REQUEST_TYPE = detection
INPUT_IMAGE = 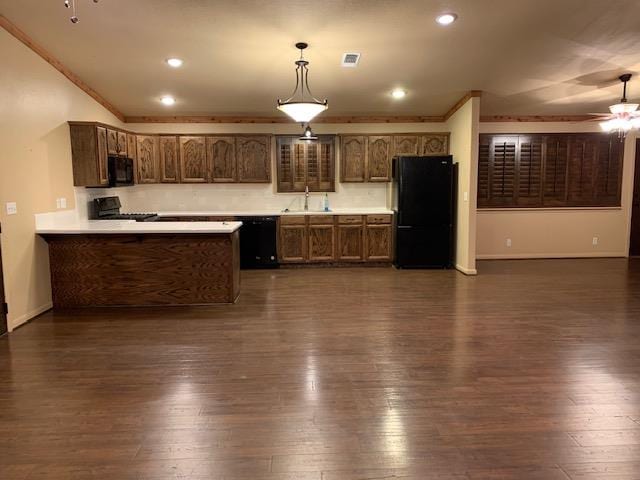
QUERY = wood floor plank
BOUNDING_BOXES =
[0,259,639,478]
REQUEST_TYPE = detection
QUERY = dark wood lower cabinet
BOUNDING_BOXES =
[278,214,392,264]
[308,224,335,261]
[365,224,393,261]
[337,224,364,261]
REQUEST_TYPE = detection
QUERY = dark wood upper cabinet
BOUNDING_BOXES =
[340,136,366,182]
[393,135,421,156]
[236,136,272,183]
[367,136,392,182]
[421,133,450,156]
[106,128,119,156]
[159,136,179,183]
[207,136,236,182]
[179,136,208,183]
[69,123,109,187]
[276,136,335,192]
[136,135,159,184]
[478,133,624,208]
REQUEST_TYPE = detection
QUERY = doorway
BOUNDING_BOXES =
[0,223,7,335]
[630,140,640,256]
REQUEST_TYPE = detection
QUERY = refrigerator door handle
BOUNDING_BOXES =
[397,225,412,229]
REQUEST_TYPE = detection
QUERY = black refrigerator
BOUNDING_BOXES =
[392,155,456,268]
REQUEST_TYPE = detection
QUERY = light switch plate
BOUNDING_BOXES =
[56,198,67,209]
[6,202,17,215]
[463,191,469,202]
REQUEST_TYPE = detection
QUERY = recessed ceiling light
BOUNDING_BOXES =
[166,58,183,68]
[160,96,176,106]
[391,88,407,99]
[436,13,458,25]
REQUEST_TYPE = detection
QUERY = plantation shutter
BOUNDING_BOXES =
[542,135,569,206]
[477,136,491,207]
[567,135,598,206]
[516,135,543,206]
[594,136,624,206]
[489,136,518,206]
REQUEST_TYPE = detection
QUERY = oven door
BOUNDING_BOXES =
[108,156,134,186]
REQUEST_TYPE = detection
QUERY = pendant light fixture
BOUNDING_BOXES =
[64,0,99,24]
[299,124,318,141]
[277,42,328,123]
[599,74,640,138]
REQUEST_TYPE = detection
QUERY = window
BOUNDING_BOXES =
[276,136,336,192]
[478,133,623,208]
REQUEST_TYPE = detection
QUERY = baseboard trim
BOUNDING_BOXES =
[8,302,52,332]
[476,252,627,260]
[455,264,478,275]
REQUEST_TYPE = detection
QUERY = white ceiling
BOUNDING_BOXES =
[2,0,640,117]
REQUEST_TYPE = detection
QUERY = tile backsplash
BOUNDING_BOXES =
[75,183,388,217]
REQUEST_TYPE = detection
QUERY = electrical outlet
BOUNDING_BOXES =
[592,236,599,246]
[6,202,17,215]
[506,238,512,248]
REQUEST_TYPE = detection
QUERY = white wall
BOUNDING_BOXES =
[0,28,123,330]
[477,122,637,259]
[446,97,480,275]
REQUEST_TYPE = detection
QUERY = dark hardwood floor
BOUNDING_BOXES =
[1,259,640,479]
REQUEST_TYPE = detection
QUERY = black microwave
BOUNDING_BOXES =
[108,156,134,187]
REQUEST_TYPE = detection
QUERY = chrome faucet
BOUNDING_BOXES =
[304,185,309,211]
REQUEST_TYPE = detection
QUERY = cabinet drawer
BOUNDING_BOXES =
[337,215,363,224]
[308,215,334,225]
[366,214,392,224]
[280,215,307,225]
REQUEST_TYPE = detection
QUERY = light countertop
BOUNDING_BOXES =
[36,220,242,235]
[157,208,394,217]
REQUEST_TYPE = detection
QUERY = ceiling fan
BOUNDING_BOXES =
[588,73,640,137]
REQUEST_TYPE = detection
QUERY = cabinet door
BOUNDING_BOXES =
[96,126,109,185]
[340,135,366,182]
[117,131,127,155]
[207,136,236,182]
[279,224,307,262]
[126,133,137,161]
[393,135,421,156]
[367,135,391,181]
[136,135,159,183]
[237,136,271,182]
[107,128,119,155]
[308,224,335,262]
[421,133,449,156]
[179,136,208,183]
[337,224,364,261]
[159,136,179,183]
[365,224,392,261]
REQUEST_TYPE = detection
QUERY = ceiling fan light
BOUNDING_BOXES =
[277,101,328,123]
[609,102,639,114]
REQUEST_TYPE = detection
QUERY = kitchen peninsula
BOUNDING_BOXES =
[37,220,241,308]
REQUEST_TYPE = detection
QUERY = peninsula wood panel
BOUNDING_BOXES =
[236,136,271,183]
[158,136,179,183]
[207,136,236,182]
[179,136,208,183]
[44,233,240,307]
[135,135,159,184]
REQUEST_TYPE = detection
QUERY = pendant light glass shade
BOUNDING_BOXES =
[277,43,328,123]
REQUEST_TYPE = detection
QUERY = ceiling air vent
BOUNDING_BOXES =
[341,52,361,67]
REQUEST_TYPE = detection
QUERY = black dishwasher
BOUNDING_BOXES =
[238,216,279,269]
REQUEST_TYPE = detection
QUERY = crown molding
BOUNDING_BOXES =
[480,115,595,123]
[444,90,482,121]
[123,115,446,124]
[0,14,125,122]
